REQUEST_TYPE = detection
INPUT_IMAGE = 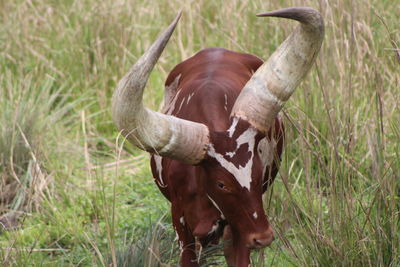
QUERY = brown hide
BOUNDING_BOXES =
[150,48,284,266]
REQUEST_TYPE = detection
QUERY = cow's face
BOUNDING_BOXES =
[202,118,275,248]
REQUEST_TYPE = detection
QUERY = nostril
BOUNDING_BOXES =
[253,235,274,247]
[247,229,275,248]
[254,238,269,246]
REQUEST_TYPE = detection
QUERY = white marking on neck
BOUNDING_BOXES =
[224,94,228,111]
[164,90,181,115]
[227,117,239,138]
[177,97,185,113]
[207,222,219,235]
[179,216,185,226]
[207,194,225,219]
[174,230,179,241]
[153,155,167,187]
[187,92,195,104]
[174,227,184,253]
[252,211,258,219]
[208,127,257,190]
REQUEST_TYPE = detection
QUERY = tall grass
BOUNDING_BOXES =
[0,72,78,220]
[0,0,398,266]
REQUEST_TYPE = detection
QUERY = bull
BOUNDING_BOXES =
[111,7,324,267]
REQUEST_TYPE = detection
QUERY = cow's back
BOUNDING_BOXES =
[164,48,263,131]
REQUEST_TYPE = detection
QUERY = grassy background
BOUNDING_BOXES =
[0,0,399,266]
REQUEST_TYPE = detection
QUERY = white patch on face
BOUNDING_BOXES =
[179,216,185,226]
[153,155,167,187]
[208,126,258,190]
[207,194,225,219]
[227,117,239,138]
[252,211,258,219]
[186,92,195,104]
[225,151,235,158]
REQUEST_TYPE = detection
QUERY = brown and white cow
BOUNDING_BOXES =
[112,7,324,267]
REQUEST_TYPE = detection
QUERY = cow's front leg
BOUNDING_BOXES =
[172,204,198,267]
[223,225,251,267]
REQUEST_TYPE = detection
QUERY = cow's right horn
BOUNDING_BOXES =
[112,12,210,164]
[232,7,324,134]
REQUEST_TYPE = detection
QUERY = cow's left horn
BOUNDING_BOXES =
[112,12,210,164]
[232,7,324,133]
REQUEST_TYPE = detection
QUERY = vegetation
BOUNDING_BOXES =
[0,0,398,266]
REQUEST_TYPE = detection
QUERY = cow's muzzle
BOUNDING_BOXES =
[245,225,275,249]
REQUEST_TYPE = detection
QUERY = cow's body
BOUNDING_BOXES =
[111,8,323,267]
[150,48,284,265]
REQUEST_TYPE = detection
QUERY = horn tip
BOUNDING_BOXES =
[256,7,317,16]
[256,7,324,30]
[174,10,183,24]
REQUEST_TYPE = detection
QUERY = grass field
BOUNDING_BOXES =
[0,0,399,266]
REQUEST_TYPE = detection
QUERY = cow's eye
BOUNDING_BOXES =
[217,181,225,189]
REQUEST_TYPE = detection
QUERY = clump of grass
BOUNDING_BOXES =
[111,215,227,267]
[0,72,77,223]
[113,216,179,267]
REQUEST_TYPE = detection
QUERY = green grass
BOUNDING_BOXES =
[0,0,399,266]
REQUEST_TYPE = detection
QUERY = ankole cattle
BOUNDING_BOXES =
[112,7,324,267]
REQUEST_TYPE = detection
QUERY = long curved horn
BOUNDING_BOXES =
[231,7,324,133]
[112,12,209,164]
